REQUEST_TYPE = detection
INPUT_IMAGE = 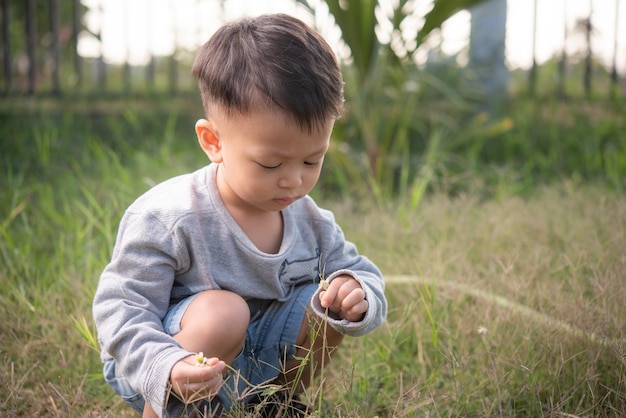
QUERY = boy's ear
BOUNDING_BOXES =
[195,119,222,163]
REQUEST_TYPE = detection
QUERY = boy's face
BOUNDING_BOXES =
[197,108,333,214]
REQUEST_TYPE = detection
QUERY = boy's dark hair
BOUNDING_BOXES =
[192,13,344,133]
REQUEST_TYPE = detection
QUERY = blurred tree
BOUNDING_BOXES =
[468,0,508,111]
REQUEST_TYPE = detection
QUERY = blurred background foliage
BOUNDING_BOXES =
[297,0,515,207]
[1,0,625,205]
[293,0,624,206]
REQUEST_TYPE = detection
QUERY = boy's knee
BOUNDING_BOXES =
[192,289,250,329]
[180,290,250,360]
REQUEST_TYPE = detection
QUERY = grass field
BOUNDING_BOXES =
[1,105,625,416]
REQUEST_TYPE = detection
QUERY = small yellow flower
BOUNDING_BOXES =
[196,352,207,367]
[319,278,329,290]
[477,326,488,335]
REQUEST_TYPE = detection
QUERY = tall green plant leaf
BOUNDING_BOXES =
[298,0,492,202]
[298,0,379,79]
[417,0,490,45]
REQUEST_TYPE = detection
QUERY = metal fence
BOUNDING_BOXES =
[1,0,624,100]
[0,0,198,97]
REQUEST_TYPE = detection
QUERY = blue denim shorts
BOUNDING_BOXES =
[103,283,317,414]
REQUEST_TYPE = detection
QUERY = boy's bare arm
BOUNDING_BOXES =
[318,275,368,322]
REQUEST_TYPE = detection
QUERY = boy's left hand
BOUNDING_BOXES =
[319,275,368,322]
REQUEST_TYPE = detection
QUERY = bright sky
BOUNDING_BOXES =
[78,0,626,72]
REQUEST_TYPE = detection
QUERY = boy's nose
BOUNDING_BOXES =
[278,168,302,189]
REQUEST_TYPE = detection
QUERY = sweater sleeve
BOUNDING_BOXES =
[309,215,387,337]
[93,211,193,417]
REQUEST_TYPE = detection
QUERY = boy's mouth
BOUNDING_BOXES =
[274,196,298,206]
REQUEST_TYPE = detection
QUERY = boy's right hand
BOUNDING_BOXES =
[170,355,226,403]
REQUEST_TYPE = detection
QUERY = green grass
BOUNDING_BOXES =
[328,185,625,416]
[1,102,624,416]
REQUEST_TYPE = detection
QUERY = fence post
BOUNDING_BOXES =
[50,0,60,95]
[529,0,538,97]
[169,1,177,95]
[72,0,82,89]
[583,5,592,99]
[26,0,36,95]
[169,54,177,95]
[557,0,568,98]
[123,0,131,93]
[146,6,155,91]
[1,0,11,95]
[610,0,620,100]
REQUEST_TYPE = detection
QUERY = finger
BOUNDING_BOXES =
[174,379,223,403]
[319,287,338,309]
[172,372,224,402]
[202,357,224,371]
[327,280,361,311]
[320,277,357,310]
[340,287,366,312]
[343,299,369,321]
[337,280,362,299]
[338,300,368,322]
[196,360,226,382]
[171,360,225,399]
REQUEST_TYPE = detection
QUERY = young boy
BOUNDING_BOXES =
[93,13,387,417]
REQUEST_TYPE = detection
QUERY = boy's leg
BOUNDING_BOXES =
[277,307,344,392]
[143,290,250,418]
[173,289,250,363]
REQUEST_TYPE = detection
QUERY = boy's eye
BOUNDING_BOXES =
[258,162,281,170]
[304,161,320,166]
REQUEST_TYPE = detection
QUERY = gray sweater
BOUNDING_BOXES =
[93,163,387,417]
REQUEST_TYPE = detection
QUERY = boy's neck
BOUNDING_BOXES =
[231,208,284,254]
[215,167,284,254]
